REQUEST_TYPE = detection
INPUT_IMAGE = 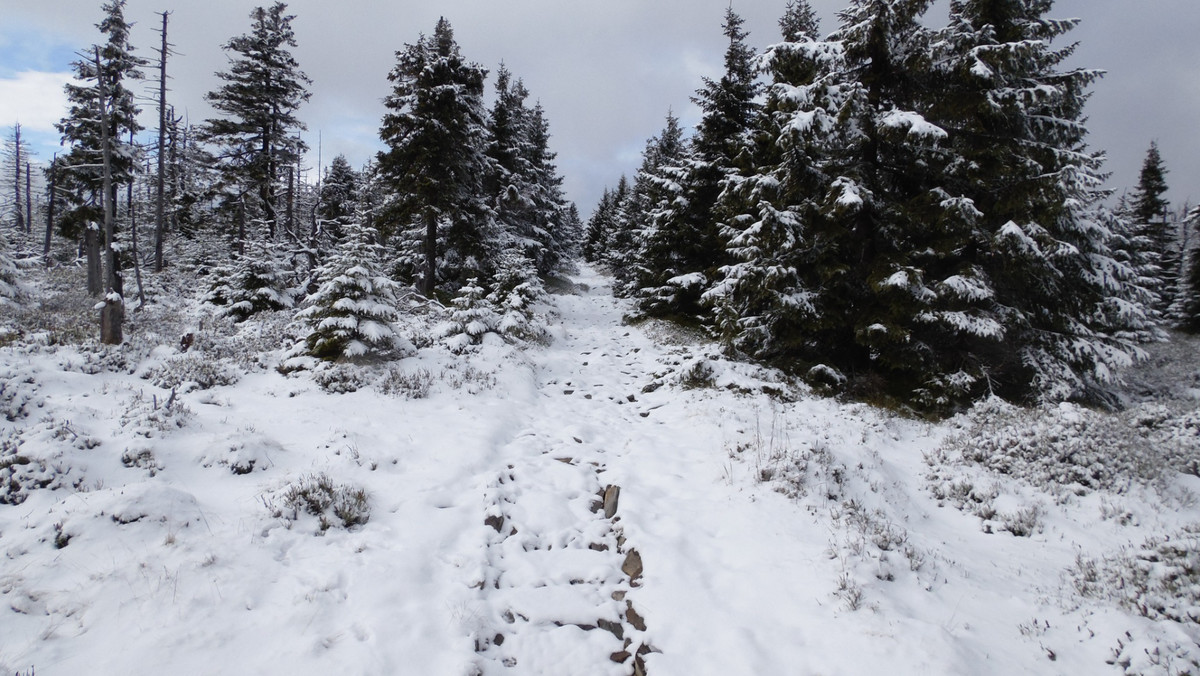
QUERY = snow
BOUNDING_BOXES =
[879,109,948,140]
[2,265,1199,675]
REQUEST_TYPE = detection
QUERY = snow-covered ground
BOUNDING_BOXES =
[2,264,1199,675]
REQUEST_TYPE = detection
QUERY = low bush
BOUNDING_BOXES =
[274,472,371,532]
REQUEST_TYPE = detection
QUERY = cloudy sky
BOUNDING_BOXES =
[2,0,1197,216]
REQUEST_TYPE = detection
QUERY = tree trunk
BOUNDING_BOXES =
[285,163,296,241]
[261,132,276,240]
[86,226,102,296]
[24,161,31,234]
[154,11,169,272]
[95,47,122,345]
[424,209,437,297]
[44,155,56,266]
[128,131,145,307]
[13,123,23,232]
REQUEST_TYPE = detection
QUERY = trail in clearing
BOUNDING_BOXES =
[3,264,1197,675]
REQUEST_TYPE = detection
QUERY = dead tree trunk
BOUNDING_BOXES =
[13,123,23,232]
[44,154,56,266]
[154,11,170,272]
[24,161,31,234]
[128,130,145,307]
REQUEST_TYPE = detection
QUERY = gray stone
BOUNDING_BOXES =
[603,485,620,518]
[622,549,643,581]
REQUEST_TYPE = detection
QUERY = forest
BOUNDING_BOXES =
[1,0,1194,415]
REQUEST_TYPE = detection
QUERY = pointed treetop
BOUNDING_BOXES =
[780,0,821,42]
[1132,140,1169,225]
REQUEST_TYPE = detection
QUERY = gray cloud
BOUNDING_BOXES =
[5,0,1197,215]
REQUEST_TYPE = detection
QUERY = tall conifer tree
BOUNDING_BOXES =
[56,0,144,296]
[638,8,761,319]
[1129,141,1176,313]
[378,18,493,296]
[202,2,311,242]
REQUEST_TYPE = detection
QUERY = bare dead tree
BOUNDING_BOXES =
[13,123,24,232]
[154,11,174,272]
[44,154,57,266]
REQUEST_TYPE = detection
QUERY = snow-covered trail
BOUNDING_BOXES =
[5,264,1198,675]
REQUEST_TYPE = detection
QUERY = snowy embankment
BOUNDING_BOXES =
[2,265,1199,675]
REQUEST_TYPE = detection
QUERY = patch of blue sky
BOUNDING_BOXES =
[0,24,79,77]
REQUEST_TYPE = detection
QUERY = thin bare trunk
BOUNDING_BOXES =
[154,11,169,272]
[13,123,23,232]
[24,161,31,234]
[44,154,55,266]
[128,131,145,307]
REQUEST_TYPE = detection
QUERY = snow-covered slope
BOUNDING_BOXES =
[2,265,1198,675]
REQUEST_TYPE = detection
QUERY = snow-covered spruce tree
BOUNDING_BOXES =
[703,2,827,361]
[928,0,1157,403]
[782,0,981,405]
[201,2,311,243]
[377,17,496,297]
[1180,206,1200,332]
[56,0,144,297]
[204,242,298,322]
[316,154,359,248]
[1129,142,1176,313]
[584,177,635,277]
[559,203,584,262]
[583,186,616,263]
[441,278,500,350]
[296,219,404,360]
[488,250,549,344]
[485,67,573,279]
[779,0,821,43]
[598,175,637,286]
[636,8,761,319]
[627,112,689,303]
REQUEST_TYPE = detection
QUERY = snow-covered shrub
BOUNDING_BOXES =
[441,361,497,393]
[930,399,1199,497]
[121,447,162,476]
[0,244,26,309]
[378,366,435,399]
[1071,524,1200,625]
[66,342,136,375]
[1107,630,1200,675]
[295,220,407,360]
[312,363,371,394]
[0,437,81,505]
[208,310,298,372]
[0,367,38,421]
[679,359,716,389]
[204,244,299,322]
[119,390,193,437]
[275,472,370,532]
[441,279,500,350]
[142,353,240,392]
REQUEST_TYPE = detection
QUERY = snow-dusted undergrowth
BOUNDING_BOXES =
[1,264,1199,675]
